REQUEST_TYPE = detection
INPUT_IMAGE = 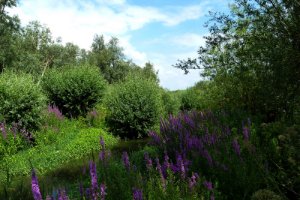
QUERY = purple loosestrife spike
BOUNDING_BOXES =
[99,151,105,162]
[188,172,199,190]
[100,136,105,149]
[31,169,43,200]
[133,188,143,200]
[100,183,107,200]
[243,126,250,141]
[203,181,213,191]
[0,122,7,140]
[89,161,99,200]
[144,152,153,170]
[58,189,69,200]
[232,139,241,156]
[156,157,166,189]
[48,105,63,120]
[122,151,130,171]
[79,182,84,198]
[148,131,161,145]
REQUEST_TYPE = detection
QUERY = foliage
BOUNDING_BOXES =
[105,75,163,139]
[0,71,46,130]
[175,0,300,122]
[0,119,118,184]
[42,65,107,118]
[251,189,282,200]
[149,111,265,199]
[160,89,180,116]
[257,122,300,199]
[0,0,20,72]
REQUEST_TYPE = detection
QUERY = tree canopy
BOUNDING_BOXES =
[175,0,300,122]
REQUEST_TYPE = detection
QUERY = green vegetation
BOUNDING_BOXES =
[42,66,107,118]
[0,72,45,130]
[0,0,299,199]
[105,75,163,139]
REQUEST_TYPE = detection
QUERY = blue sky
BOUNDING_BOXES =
[9,0,232,90]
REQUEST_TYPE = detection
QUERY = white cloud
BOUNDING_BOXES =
[8,0,210,90]
[171,33,206,48]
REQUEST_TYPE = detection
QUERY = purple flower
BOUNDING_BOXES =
[188,172,199,189]
[31,169,42,200]
[79,182,84,198]
[100,183,107,200]
[148,131,161,145]
[48,105,63,119]
[89,161,98,199]
[0,122,7,140]
[203,181,213,191]
[122,151,130,171]
[144,152,153,170]
[58,189,69,200]
[155,158,166,189]
[100,136,105,149]
[132,188,143,200]
[232,139,241,156]
[242,126,250,141]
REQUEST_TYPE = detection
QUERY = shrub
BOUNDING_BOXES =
[105,75,163,138]
[0,72,45,130]
[42,65,106,118]
[180,87,202,111]
[161,90,180,116]
[251,189,282,200]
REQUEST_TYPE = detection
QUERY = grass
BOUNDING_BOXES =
[0,119,118,185]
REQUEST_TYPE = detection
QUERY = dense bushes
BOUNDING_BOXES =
[42,66,106,118]
[0,72,45,130]
[105,75,163,138]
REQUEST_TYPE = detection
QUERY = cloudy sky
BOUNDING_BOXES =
[8,0,231,90]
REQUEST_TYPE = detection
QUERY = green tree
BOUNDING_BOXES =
[175,0,300,122]
[0,0,20,72]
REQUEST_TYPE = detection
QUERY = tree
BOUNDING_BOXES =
[0,0,20,72]
[175,0,300,122]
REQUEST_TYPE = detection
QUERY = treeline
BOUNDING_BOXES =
[0,1,158,84]
[176,0,300,124]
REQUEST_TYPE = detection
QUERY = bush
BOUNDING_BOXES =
[105,75,163,138]
[251,189,282,200]
[0,72,45,130]
[42,66,106,118]
[161,90,180,116]
[180,87,202,111]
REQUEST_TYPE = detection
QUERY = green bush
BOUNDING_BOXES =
[180,87,202,111]
[0,72,45,130]
[251,189,282,200]
[42,66,106,118]
[105,75,163,138]
[161,90,180,116]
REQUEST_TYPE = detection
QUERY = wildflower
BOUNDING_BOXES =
[79,182,84,198]
[148,131,161,145]
[89,161,98,199]
[0,122,7,140]
[144,152,153,170]
[203,181,213,191]
[58,189,69,200]
[232,138,241,156]
[132,188,143,200]
[31,169,42,200]
[100,183,107,200]
[48,105,63,119]
[156,157,166,189]
[242,126,250,141]
[188,172,199,189]
[122,151,130,171]
[100,136,105,149]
